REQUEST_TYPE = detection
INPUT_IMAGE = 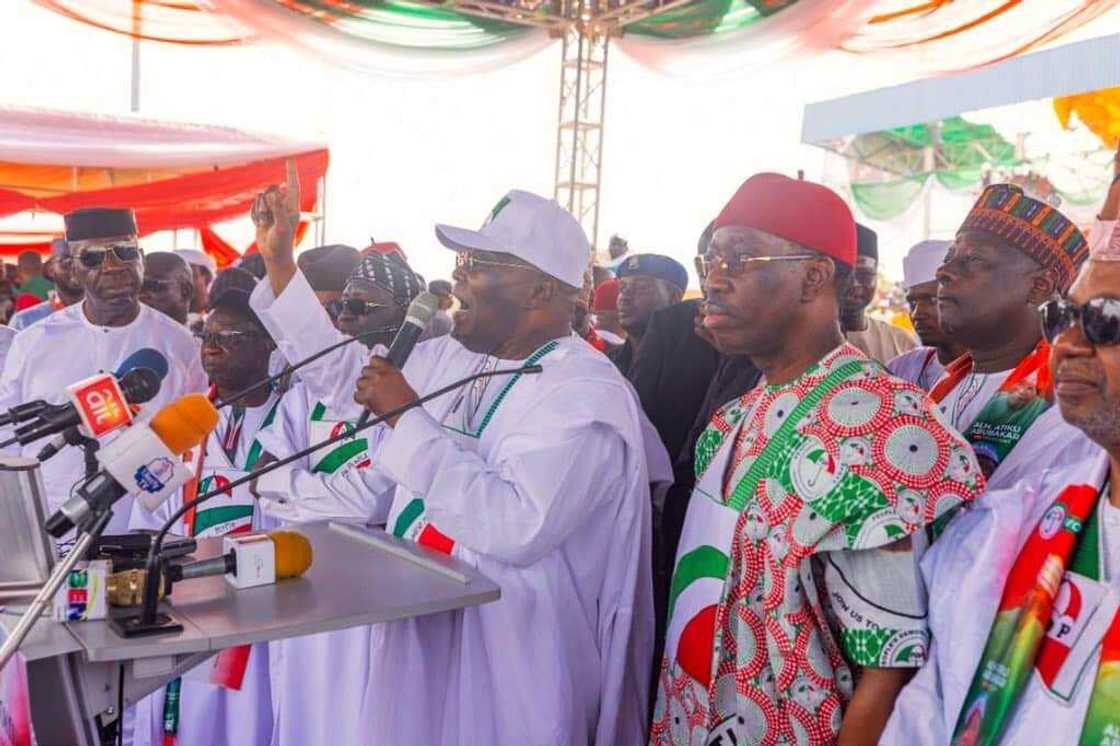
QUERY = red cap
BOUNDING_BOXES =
[713,173,856,266]
[592,278,619,312]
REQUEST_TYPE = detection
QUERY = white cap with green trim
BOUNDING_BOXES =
[435,189,590,288]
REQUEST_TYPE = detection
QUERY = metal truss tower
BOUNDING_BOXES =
[424,0,692,250]
[554,20,608,256]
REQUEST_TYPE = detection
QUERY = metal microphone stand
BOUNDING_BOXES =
[0,509,112,670]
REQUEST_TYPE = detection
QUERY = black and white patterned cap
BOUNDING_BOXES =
[348,252,423,308]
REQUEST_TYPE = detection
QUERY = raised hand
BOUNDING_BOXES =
[251,160,301,294]
[251,159,301,266]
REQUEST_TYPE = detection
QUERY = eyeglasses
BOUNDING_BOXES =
[325,298,395,318]
[75,243,142,269]
[1040,297,1120,346]
[199,329,265,350]
[455,252,535,274]
[695,252,816,279]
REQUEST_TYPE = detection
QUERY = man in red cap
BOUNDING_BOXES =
[651,173,984,746]
[592,277,626,348]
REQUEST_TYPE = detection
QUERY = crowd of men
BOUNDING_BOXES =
[6,155,1120,746]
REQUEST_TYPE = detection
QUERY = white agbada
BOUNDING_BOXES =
[253,380,389,523]
[887,346,945,391]
[0,302,206,536]
[127,393,283,746]
[250,270,665,746]
[931,366,1099,490]
[251,381,391,746]
[883,450,1116,745]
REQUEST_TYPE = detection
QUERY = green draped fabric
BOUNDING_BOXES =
[849,176,929,221]
[279,0,531,50]
[624,0,802,39]
[935,168,985,191]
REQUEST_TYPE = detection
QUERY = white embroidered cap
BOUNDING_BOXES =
[902,239,951,289]
[435,189,590,288]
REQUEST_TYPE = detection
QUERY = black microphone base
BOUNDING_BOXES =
[109,610,184,638]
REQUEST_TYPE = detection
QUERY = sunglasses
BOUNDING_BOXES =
[76,243,142,269]
[695,252,816,280]
[325,299,395,318]
[455,252,535,274]
[1040,297,1120,346]
[199,329,265,350]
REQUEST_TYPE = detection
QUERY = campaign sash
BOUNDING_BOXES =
[931,342,1052,479]
[951,482,1120,746]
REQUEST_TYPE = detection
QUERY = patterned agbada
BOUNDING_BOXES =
[652,344,985,745]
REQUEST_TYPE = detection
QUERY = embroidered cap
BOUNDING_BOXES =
[959,183,1088,290]
[348,251,423,308]
[435,189,590,289]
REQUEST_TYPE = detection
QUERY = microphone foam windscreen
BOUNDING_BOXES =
[115,348,170,381]
[120,367,162,405]
[150,393,219,454]
[270,530,313,579]
[405,292,440,328]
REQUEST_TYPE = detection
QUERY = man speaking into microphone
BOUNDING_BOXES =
[0,207,206,535]
[249,165,668,746]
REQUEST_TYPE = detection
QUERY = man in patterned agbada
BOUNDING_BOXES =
[650,173,986,746]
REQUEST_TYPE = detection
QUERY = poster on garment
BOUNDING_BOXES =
[0,626,35,746]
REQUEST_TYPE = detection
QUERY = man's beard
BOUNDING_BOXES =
[1065,400,1120,452]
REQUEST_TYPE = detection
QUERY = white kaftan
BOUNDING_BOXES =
[250,270,667,746]
[883,451,1118,745]
[0,302,206,537]
[127,393,283,746]
[932,367,1098,490]
[887,346,945,391]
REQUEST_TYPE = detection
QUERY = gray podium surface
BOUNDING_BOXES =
[2,521,500,745]
[65,520,501,661]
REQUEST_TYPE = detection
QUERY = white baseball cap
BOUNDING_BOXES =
[175,249,217,275]
[435,190,590,288]
[902,239,951,289]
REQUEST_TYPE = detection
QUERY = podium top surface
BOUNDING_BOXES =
[62,521,501,662]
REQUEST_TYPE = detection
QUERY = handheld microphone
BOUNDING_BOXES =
[6,367,162,451]
[36,349,170,461]
[106,530,312,605]
[44,394,219,538]
[355,292,440,427]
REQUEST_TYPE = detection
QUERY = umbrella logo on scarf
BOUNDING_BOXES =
[330,421,356,440]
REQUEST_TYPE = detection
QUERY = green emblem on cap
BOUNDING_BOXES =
[485,195,512,226]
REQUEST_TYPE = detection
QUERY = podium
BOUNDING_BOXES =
[1,519,500,745]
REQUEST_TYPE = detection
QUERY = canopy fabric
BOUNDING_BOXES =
[0,107,328,264]
[207,0,553,78]
[33,0,253,45]
[0,106,324,169]
[35,0,1120,81]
